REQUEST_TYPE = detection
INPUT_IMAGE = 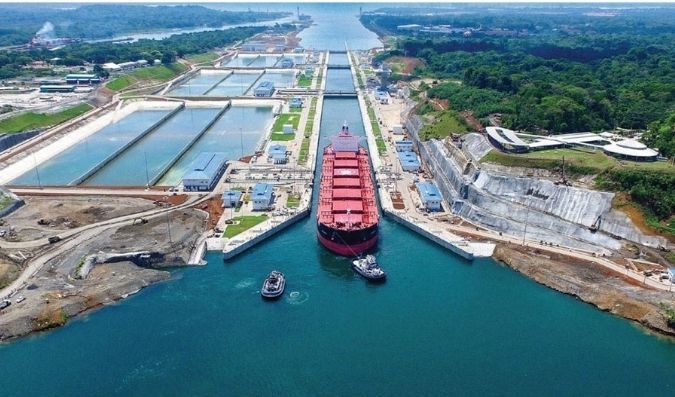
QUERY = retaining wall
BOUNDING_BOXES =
[222,207,310,260]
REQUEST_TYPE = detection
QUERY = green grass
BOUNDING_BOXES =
[272,113,301,133]
[270,132,296,141]
[0,194,12,210]
[364,98,387,156]
[286,194,301,208]
[298,98,319,165]
[418,110,470,140]
[481,148,674,175]
[297,74,312,87]
[105,63,187,91]
[223,215,269,238]
[0,103,93,134]
[186,52,219,64]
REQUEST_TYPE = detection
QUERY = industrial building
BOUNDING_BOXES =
[398,151,421,172]
[39,85,75,93]
[279,58,294,68]
[65,74,101,85]
[268,144,288,164]
[395,140,414,152]
[222,190,243,208]
[241,41,268,52]
[416,182,443,211]
[254,81,275,97]
[181,152,228,192]
[252,183,274,211]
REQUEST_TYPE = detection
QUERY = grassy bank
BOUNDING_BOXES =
[297,74,312,87]
[418,110,470,140]
[0,103,93,134]
[223,215,268,238]
[482,148,673,175]
[364,98,387,155]
[186,52,219,64]
[105,63,187,91]
[298,98,318,165]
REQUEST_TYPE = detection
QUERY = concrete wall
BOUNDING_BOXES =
[383,208,474,260]
[222,207,310,260]
[0,187,24,218]
[0,131,41,153]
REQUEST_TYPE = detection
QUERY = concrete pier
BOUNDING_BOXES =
[348,50,495,260]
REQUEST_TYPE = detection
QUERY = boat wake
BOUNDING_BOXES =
[234,278,256,289]
[286,291,309,305]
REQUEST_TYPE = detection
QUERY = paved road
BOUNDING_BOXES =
[0,193,212,300]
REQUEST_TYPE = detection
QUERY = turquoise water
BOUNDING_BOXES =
[328,52,350,65]
[325,68,355,92]
[207,72,261,97]
[10,110,170,186]
[247,55,281,68]
[157,106,274,186]
[260,71,296,89]
[223,54,255,67]
[2,4,675,396]
[168,72,230,96]
[85,108,222,186]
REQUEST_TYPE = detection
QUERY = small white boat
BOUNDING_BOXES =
[261,271,285,299]
[352,255,386,281]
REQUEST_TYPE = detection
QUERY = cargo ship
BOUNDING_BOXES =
[317,123,378,256]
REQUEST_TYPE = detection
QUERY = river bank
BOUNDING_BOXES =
[493,243,675,337]
[0,206,206,341]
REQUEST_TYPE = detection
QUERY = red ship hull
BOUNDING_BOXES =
[317,125,379,257]
[317,234,378,256]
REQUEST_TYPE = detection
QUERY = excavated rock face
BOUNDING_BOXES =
[415,137,666,251]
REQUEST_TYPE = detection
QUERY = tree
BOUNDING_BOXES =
[161,50,176,65]
[93,64,109,79]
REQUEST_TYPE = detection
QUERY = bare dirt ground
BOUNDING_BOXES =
[1,196,157,242]
[494,243,675,337]
[0,207,206,341]
[387,56,424,75]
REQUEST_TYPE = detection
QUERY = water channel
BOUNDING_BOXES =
[1,4,674,396]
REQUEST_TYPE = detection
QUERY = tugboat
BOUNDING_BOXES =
[261,271,285,299]
[352,255,386,281]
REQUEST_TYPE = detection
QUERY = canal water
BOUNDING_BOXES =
[85,107,223,186]
[10,110,171,186]
[157,105,274,186]
[1,3,674,397]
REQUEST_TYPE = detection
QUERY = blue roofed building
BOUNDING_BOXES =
[268,144,287,164]
[40,85,75,93]
[398,151,421,172]
[416,182,443,211]
[252,183,274,211]
[65,74,101,85]
[254,81,275,97]
[395,140,414,152]
[222,190,243,208]
[289,97,303,109]
[182,152,228,192]
[279,58,294,68]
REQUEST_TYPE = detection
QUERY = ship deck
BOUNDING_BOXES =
[318,146,378,230]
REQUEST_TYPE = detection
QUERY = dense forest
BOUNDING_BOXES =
[0,4,287,45]
[362,8,675,140]
[0,25,295,80]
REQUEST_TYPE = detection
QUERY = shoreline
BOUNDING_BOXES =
[493,243,675,338]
